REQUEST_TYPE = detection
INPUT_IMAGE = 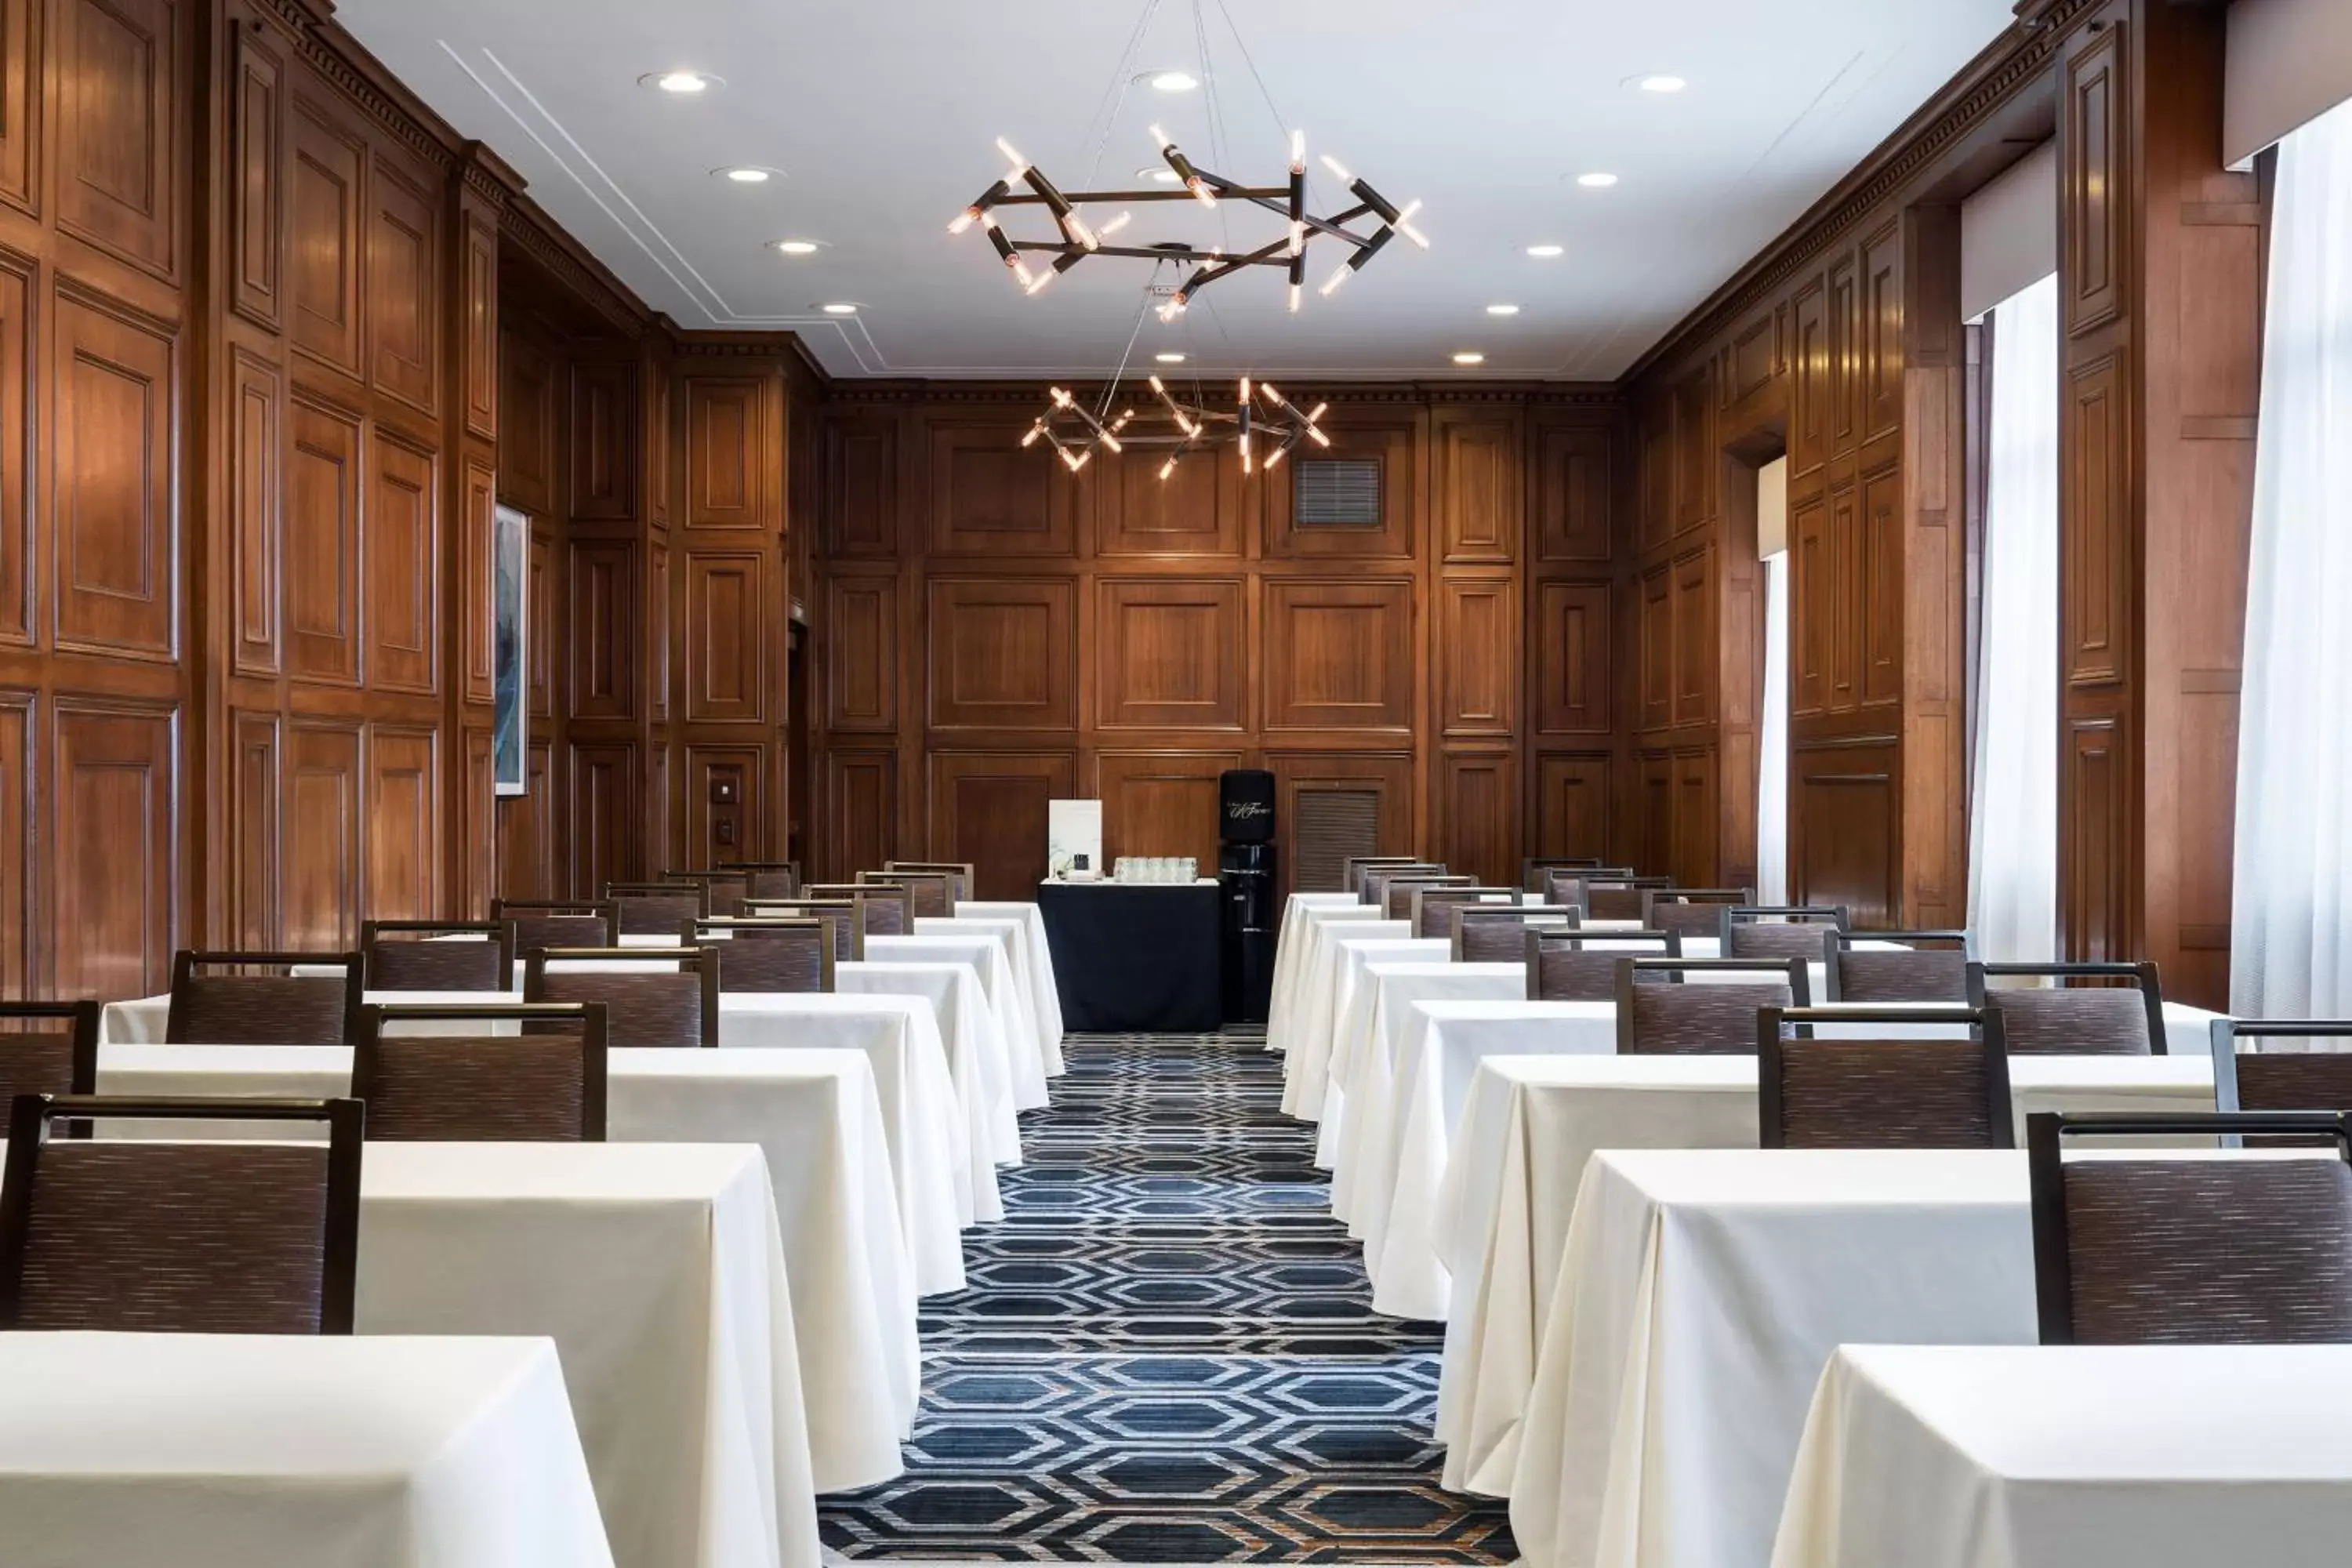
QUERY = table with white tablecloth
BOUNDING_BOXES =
[839,958,1018,1177]
[1327,961,1524,1218]
[1277,907,1398,1117]
[864,934,1044,1112]
[1307,937,1451,1157]
[0,1333,615,1568]
[1772,1344,2352,1568]
[94,1044,916,1501]
[915,916,1059,1077]
[1268,893,1367,1055]
[949,902,1066,1076]
[1436,1052,2218,1503]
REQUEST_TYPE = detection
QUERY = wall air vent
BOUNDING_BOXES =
[1293,458,1382,528]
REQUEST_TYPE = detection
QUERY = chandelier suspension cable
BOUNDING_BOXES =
[1076,0,1166,191]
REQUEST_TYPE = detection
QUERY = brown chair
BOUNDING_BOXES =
[1362,864,1447,910]
[1526,929,1681,1003]
[888,861,975,905]
[742,898,862,961]
[1522,858,1602,895]
[1616,957,1809,1054]
[2212,1019,2352,1115]
[2027,1109,2352,1345]
[492,899,621,958]
[685,918,834,993]
[0,1002,102,1105]
[1759,1006,2013,1149]
[1454,904,1578,963]
[807,884,909,937]
[1967,961,2166,1055]
[1542,866,1635,913]
[165,951,363,1046]
[720,862,801,901]
[1826,931,1973,1003]
[524,948,720,1049]
[0,1094,364,1334]
[1384,875,1475,921]
[607,882,707,938]
[353,1002,606,1142]
[1585,876,1675,922]
[862,870,953,919]
[1347,857,1426,896]
[666,870,752,919]
[1721,906,1849,963]
[1643,887,1756,942]
[361,920,515,993]
[1411,885,1518,940]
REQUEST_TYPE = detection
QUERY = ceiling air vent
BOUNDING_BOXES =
[1293,457,1382,528]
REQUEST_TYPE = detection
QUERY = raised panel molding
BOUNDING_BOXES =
[1792,750,1897,927]
[1730,310,1777,405]
[573,360,639,521]
[1791,491,1829,716]
[825,749,897,883]
[1790,276,1829,477]
[825,573,898,731]
[1266,750,1414,893]
[462,459,495,704]
[648,543,670,724]
[285,394,360,686]
[2062,714,2126,961]
[1434,408,1523,564]
[1096,750,1243,869]
[1671,365,1713,532]
[0,0,33,218]
[366,725,436,920]
[463,729,495,919]
[1099,445,1241,557]
[1535,753,1611,858]
[367,157,437,412]
[689,377,767,528]
[1828,253,1860,452]
[1639,564,1671,731]
[289,96,364,378]
[825,415,898,557]
[686,550,765,723]
[56,0,179,279]
[527,526,554,720]
[1536,580,1611,734]
[926,577,1077,731]
[2063,20,2125,338]
[285,719,361,953]
[369,431,437,695]
[0,259,27,644]
[54,698,176,999]
[1263,577,1413,732]
[568,742,637,896]
[1827,481,1861,710]
[1860,464,1904,707]
[568,539,634,720]
[1439,750,1518,887]
[1096,577,1245,731]
[1860,220,1904,444]
[1531,419,1612,563]
[927,750,1075,900]
[229,708,280,948]
[2063,350,2129,687]
[1671,549,1712,726]
[498,326,555,515]
[230,20,284,329]
[230,348,281,675]
[54,289,175,662]
[1439,576,1518,738]
[686,746,763,869]
[927,421,1073,556]
[1263,413,1418,560]
[463,216,497,441]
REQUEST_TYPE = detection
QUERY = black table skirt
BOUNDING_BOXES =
[1036,880,1225,1033]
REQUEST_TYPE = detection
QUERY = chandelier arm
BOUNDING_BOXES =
[989,186,1290,206]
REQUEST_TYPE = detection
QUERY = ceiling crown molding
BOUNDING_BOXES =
[503,194,655,337]
[255,0,464,178]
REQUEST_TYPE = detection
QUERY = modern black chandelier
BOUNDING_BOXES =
[1023,374,1330,479]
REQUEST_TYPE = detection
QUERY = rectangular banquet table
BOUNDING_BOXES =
[0,1333,615,1568]
[1282,921,1423,1122]
[93,1044,916,1500]
[1772,1345,2352,1568]
[1034,879,1224,1033]
[0,1138,822,1568]
[1304,937,1451,1152]
[1436,1051,2218,1501]
[954,901,1065,1066]
[1327,961,1524,1217]
[866,933,1047,1110]
[839,957,1020,1181]
[1268,893,1370,1054]
[913,916,1054,1080]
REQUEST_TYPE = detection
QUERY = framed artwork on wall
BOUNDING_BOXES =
[493,504,529,796]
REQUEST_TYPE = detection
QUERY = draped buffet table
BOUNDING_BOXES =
[1034,880,1223,1033]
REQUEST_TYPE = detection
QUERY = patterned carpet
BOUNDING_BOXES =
[819,1029,1515,1563]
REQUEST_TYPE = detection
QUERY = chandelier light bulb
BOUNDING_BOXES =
[1022,423,1045,448]
[1394,199,1428,249]
[1290,217,1305,256]
[1160,456,1179,481]
[949,209,978,235]
[996,136,1029,172]
[1319,153,1352,184]
[1288,281,1301,313]
[1025,267,1056,295]
[1011,257,1036,289]
[1290,129,1305,171]
[1150,123,1174,151]
[1266,445,1288,469]
[1320,259,1352,296]
[1098,212,1133,238]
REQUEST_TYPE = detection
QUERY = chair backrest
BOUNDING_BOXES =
[361,921,514,992]
[0,1094,364,1334]
[2027,1110,2352,1344]
[1526,929,1681,1002]
[354,1003,606,1141]
[1521,857,1602,895]
[1722,906,1849,963]
[887,862,975,905]
[1454,904,1578,963]
[606,882,707,936]
[719,862,801,901]
[1584,876,1675,922]
[686,919,834,993]
[1826,931,1973,1002]
[1384,875,1474,921]
[165,951,362,1046]
[523,948,720,1048]
[1348,856,1428,896]
[1616,958,1809,1054]
[1968,961,2165,1055]
[805,884,909,936]
[1642,887,1756,940]
[2209,1019,2352,1115]
[1759,1006,2013,1149]
[1360,864,1446,910]
[1411,885,1518,939]
[0,1002,102,1104]
[666,870,752,919]
[741,898,862,960]
[492,900,620,957]
[863,870,953,919]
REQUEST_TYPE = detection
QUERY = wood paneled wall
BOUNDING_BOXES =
[811,387,1620,898]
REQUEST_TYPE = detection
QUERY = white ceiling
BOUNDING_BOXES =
[339,0,2017,381]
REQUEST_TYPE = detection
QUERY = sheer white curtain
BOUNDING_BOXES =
[1966,271,2060,962]
[1758,551,1790,905]
[2231,97,2352,1017]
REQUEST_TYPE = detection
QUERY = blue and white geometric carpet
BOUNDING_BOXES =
[819,1029,1517,1563]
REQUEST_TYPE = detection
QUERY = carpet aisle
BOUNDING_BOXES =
[821,1029,1516,1563]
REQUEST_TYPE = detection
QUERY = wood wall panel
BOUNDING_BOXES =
[1097,750,1243,869]
[684,746,761,871]
[1100,445,1241,557]
[1791,748,1896,927]
[2062,351,2128,687]
[687,376,766,529]
[571,361,637,520]
[1859,465,1904,708]
[568,540,633,720]
[229,709,278,946]
[826,750,896,888]
[288,96,361,376]
[1263,577,1412,732]
[1263,412,1418,560]
[928,421,1073,556]
[284,395,358,685]
[365,725,435,920]
[568,742,636,898]
[229,348,280,673]
[1438,750,1518,887]
[1267,750,1414,867]
[1439,576,1517,738]
[366,158,434,412]
[461,458,495,703]
[686,550,764,722]
[1435,408,1522,564]
[824,414,897,557]
[1530,418,1612,564]
[56,0,180,280]
[1535,581,1611,735]
[53,700,176,999]
[284,719,361,952]
[1096,577,1244,731]
[230,21,282,329]
[1671,550,1711,726]
[1534,753,1611,859]
[0,260,27,644]
[55,289,175,661]
[825,573,897,731]
[927,749,1074,900]
[1639,564,1671,731]
[368,432,435,695]
[2063,21,2125,338]
[927,577,1076,731]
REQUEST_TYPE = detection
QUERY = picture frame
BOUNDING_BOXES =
[492,504,528,797]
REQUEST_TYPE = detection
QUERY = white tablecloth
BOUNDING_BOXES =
[1278,908,1399,1118]
[865,934,1045,1112]
[94,1044,916,1499]
[1327,961,1523,1220]
[1447,1054,2218,1510]
[840,958,1020,1178]
[0,1332,615,1568]
[1269,893,1369,1055]
[1309,937,1452,1160]
[954,900,1064,1072]
[916,915,1059,1076]
[1773,1344,2352,1568]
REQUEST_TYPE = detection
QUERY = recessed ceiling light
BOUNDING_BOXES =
[1452,351,1486,366]
[1634,74,1687,94]
[1577,172,1619,189]
[1147,70,1200,93]
[1136,165,1184,184]
[1525,243,1564,259]
[1486,303,1520,317]
[819,303,858,315]
[644,70,720,94]
[1155,351,1187,363]
[717,165,776,183]
[772,240,820,256]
